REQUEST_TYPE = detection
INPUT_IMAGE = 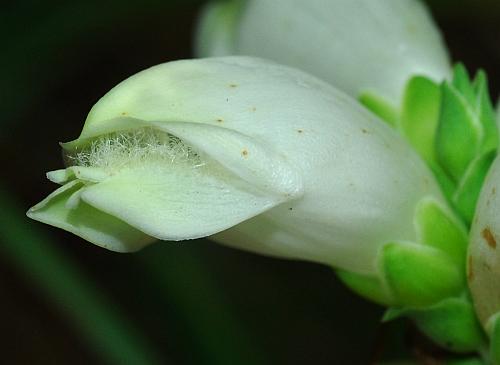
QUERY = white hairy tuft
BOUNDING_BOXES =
[66,128,205,171]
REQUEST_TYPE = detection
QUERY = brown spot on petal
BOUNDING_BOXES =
[216,118,224,123]
[467,256,474,281]
[241,149,248,158]
[493,187,497,195]
[297,129,303,134]
[361,128,368,134]
[482,227,497,249]
[120,112,128,116]
[229,83,238,88]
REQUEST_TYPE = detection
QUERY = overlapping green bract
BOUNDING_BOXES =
[338,197,485,353]
[406,65,498,225]
[345,64,499,355]
[363,64,498,226]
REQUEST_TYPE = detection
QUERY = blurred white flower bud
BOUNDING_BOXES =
[196,0,451,106]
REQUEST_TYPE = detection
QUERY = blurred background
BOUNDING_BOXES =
[1,0,499,364]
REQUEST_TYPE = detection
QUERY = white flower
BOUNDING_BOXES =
[196,0,451,107]
[28,56,445,275]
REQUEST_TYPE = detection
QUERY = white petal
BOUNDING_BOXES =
[79,162,283,241]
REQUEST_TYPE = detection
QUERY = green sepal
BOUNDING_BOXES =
[382,297,485,353]
[336,269,393,306]
[414,197,468,269]
[409,297,486,353]
[436,81,481,182]
[452,64,476,107]
[359,91,399,127]
[486,313,500,365]
[379,241,464,307]
[473,71,498,154]
[453,150,497,225]
[400,76,441,165]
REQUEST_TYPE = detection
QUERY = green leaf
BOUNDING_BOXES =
[359,91,399,127]
[414,197,468,269]
[453,150,497,225]
[379,241,464,307]
[336,269,393,306]
[436,81,481,182]
[400,76,441,164]
[410,297,486,353]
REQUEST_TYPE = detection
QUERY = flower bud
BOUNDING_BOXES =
[29,56,444,277]
[195,0,451,107]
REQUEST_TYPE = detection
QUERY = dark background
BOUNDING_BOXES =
[1,1,499,364]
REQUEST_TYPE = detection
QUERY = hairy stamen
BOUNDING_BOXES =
[65,128,204,171]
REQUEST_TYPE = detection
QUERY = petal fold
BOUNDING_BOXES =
[79,162,284,241]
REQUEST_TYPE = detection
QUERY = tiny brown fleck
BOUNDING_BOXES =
[361,128,368,134]
[483,262,492,271]
[229,83,238,88]
[251,107,257,112]
[297,129,303,134]
[241,149,249,157]
[288,207,293,211]
[493,187,497,195]
[467,256,474,281]
[216,118,224,123]
[120,112,128,116]
[482,227,497,249]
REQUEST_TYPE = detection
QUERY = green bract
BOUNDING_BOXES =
[386,65,498,226]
